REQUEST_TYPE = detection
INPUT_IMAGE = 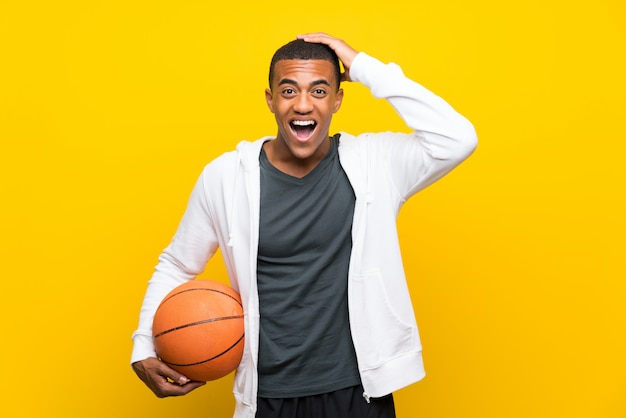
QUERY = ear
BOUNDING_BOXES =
[265,88,275,113]
[333,88,344,113]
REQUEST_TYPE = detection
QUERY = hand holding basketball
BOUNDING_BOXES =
[132,357,206,398]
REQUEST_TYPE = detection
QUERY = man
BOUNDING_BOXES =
[131,32,477,418]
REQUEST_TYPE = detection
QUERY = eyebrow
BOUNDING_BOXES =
[277,78,332,88]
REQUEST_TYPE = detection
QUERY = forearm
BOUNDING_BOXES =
[130,254,195,363]
[131,173,219,364]
[350,52,477,161]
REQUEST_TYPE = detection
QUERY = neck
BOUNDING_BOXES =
[263,137,330,178]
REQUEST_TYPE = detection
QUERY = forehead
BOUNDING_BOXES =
[272,59,337,87]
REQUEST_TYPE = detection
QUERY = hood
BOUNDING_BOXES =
[235,136,274,173]
[225,137,273,248]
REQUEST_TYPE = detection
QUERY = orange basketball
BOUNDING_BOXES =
[152,280,245,382]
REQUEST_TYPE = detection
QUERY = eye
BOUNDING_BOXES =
[281,88,296,96]
[312,88,327,97]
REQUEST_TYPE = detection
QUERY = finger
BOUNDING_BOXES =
[159,364,206,387]
[154,375,206,397]
[165,378,206,393]
[297,33,336,46]
[297,32,329,39]
[151,359,190,386]
[165,374,190,386]
[296,33,358,79]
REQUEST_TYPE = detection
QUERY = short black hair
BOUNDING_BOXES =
[268,39,341,90]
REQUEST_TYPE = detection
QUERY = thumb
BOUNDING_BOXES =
[167,375,190,385]
[163,368,190,385]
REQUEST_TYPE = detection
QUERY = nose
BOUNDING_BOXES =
[293,93,313,114]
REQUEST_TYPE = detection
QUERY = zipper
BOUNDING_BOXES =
[363,392,371,403]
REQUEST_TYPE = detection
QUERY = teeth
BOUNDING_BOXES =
[292,120,315,126]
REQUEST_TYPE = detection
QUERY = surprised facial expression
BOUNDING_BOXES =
[265,59,343,163]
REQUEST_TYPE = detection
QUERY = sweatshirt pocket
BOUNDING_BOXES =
[350,270,418,369]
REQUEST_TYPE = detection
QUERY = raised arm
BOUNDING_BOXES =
[301,32,477,197]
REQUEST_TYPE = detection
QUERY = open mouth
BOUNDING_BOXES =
[290,120,317,139]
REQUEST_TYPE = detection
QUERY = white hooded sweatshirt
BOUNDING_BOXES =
[131,52,478,417]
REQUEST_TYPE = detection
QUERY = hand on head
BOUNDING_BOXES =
[297,33,359,82]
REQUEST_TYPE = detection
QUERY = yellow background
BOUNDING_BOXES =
[1,0,625,416]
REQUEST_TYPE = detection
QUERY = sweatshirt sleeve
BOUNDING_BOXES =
[130,172,219,364]
[349,52,478,197]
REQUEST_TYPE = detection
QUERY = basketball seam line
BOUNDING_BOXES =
[162,288,243,307]
[160,334,245,367]
[153,315,244,339]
